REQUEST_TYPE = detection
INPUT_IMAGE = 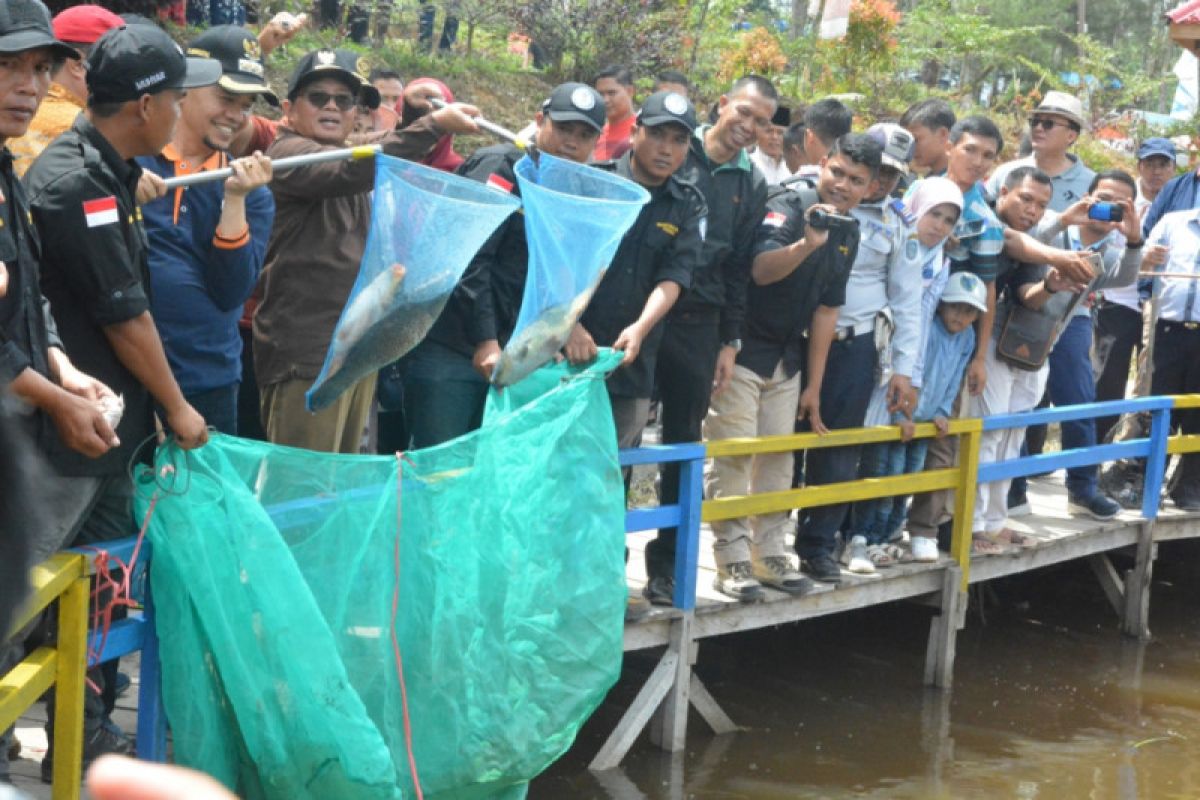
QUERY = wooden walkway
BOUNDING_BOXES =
[597,473,1200,770]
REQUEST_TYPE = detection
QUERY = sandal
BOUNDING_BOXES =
[866,543,897,568]
[991,527,1037,549]
[971,534,1007,556]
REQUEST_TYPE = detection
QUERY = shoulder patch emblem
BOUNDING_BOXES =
[83,196,119,228]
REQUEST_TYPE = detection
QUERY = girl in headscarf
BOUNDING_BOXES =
[400,77,464,172]
[847,176,964,569]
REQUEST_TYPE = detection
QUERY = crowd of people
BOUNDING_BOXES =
[2,0,1199,785]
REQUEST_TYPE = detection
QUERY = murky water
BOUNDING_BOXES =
[532,540,1200,799]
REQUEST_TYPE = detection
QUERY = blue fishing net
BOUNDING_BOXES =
[307,154,521,411]
[134,350,628,799]
[491,153,649,387]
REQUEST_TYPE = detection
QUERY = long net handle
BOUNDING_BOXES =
[160,144,381,189]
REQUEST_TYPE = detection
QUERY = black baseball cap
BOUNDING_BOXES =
[288,48,380,109]
[187,25,278,106]
[541,82,605,132]
[637,90,697,132]
[87,24,221,104]
[0,0,80,60]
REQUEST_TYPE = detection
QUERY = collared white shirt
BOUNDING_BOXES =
[749,148,792,186]
[1146,208,1200,322]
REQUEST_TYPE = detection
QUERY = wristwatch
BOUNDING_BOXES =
[722,339,743,352]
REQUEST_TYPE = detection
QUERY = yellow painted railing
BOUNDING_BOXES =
[703,418,984,591]
[1168,396,1200,456]
[0,552,90,800]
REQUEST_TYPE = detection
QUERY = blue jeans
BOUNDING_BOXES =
[850,438,930,544]
[1047,315,1098,499]
[401,338,488,449]
[796,332,876,561]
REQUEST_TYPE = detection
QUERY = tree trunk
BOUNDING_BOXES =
[809,0,828,41]
[791,0,808,39]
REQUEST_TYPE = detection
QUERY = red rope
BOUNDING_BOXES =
[79,465,169,692]
[391,452,423,800]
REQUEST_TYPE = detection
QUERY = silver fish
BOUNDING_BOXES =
[490,276,602,389]
[308,263,449,411]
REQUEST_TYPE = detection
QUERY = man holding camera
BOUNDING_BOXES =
[793,123,920,585]
[701,133,880,601]
[1042,170,1143,519]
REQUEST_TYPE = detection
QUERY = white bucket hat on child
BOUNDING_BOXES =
[940,271,988,312]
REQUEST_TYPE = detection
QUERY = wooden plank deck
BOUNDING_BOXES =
[623,473,1200,650]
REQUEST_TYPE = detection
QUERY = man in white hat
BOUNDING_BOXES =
[986,90,1095,213]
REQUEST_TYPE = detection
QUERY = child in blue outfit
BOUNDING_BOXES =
[846,178,963,571]
[847,271,987,569]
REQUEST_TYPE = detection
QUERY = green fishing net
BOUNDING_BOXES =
[135,350,628,799]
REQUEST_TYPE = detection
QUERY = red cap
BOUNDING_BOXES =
[52,5,123,45]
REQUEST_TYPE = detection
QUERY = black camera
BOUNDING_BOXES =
[807,208,856,231]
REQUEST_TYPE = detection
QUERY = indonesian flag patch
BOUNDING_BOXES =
[486,173,514,194]
[763,211,787,228]
[83,196,119,228]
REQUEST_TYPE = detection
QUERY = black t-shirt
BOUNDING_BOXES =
[741,182,859,379]
[0,149,61,450]
[25,116,153,477]
[583,154,706,397]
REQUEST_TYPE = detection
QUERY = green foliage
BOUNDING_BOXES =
[497,0,686,82]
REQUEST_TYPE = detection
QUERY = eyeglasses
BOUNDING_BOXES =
[303,91,356,111]
[1030,116,1074,131]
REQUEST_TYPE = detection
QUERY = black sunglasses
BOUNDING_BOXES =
[303,90,357,111]
[1030,116,1073,131]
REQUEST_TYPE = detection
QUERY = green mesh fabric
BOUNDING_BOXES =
[135,350,628,799]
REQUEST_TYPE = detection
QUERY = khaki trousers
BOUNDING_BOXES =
[703,362,800,567]
[261,374,377,454]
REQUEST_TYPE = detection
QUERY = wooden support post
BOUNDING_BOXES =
[1086,553,1125,617]
[923,564,962,689]
[688,674,739,735]
[1121,520,1156,640]
[649,614,693,751]
[590,647,679,771]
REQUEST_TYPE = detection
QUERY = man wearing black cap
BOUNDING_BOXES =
[0,0,128,781]
[17,18,218,779]
[137,25,274,436]
[399,81,605,448]
[253,48,479,453]
[566,91,706,454]
[26,22,218,464]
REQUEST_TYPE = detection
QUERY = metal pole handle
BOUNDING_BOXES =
[159,144,381,189]
[429,98,528,151]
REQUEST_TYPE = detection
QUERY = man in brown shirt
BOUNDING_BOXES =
[253,48,478,452]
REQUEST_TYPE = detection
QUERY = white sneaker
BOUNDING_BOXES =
[911,536,939,562]
[841,535,875,574]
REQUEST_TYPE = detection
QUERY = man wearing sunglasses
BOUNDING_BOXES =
[252,48,479,453]
[986,91,1095,214]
